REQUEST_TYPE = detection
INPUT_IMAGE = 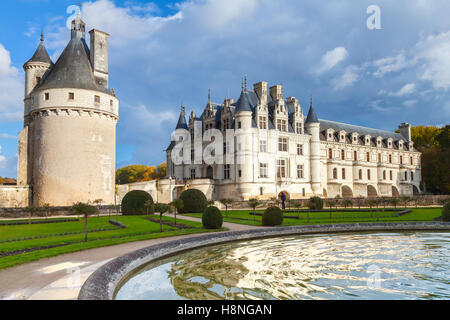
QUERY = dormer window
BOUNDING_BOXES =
[44,93,49,101]
[351,133,359,144]
[327,129,335,141]
[376,136,382,147]
[364,135,371,146]
[399,140,403,149]
[339,131,346,143]
[259,116,267,129]
[387,138,393,148]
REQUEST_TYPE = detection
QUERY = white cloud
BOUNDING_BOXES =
[389,83,416,97]
[0,145,6,169]
[416,30,450,90]
[333,65,359,90]
[0,43,23,120]
[317,47,348,74]
[372,53,415,77]
[0,133,17,139]
[369,100,390,112]
[403,100,418,107]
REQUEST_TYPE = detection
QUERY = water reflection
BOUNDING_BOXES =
[115,232,450,300]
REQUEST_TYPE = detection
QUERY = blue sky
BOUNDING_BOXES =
[1,0,450,178]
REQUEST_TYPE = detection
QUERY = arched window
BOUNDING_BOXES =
[404,171,408,181]
[378,153,381,163]
[411,171,414,181]
[389,154,392,163]
[390,170,393,180]
[359,169,362,180]
[367,169,371,180]
[342,168,346,179]
[354,151,357,160]
[333,168,338,179]
[366,152,370,162]
[400,156,403,165]
[383,170,386,180]
[410,156,413,165]
[329,148,333,159]
[341,150,345,160]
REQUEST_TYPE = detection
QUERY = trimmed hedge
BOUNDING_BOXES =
[262,206,283,226]
[121,190,153,215]
[308,196,324,210]
[178,189,208,213]
[202,206,223,229]
[442,202,450,221]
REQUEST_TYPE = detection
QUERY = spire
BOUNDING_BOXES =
[71,6,86,39]
[175,103,188,130]
[235,90,252,113]
[25,32,53,66]
[208,89,211,102]
[244,74,247,91]
[305,95,319,124]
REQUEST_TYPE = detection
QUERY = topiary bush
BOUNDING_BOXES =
[121,190,153,215]
[262,206,283,226]
[442,201,450,221]
[178,189,208,213]
[202,206,223,229]
[308,196,324,210]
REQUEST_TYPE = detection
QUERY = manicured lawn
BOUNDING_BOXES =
[0,215,224,270]
[185,207,443,226]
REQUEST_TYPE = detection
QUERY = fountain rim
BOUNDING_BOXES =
[78,222,450,300]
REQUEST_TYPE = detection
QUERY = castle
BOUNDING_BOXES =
[0,13,119,207]
[164,79,422,201]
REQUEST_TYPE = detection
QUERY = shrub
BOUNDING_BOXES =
[202,206,223,229]
[262,206,283,226]
[442,201,450,221]
[121,190,153,215]
[179,189,208,213]
[308,196,324,210]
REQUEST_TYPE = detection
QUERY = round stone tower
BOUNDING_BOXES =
[305,98,322,196]
[21,14,119,206]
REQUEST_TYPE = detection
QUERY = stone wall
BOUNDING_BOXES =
[0,204,117,219]
[0,186,30,208]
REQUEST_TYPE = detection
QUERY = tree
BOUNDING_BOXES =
[25,206,37,224]
[342,199,353,208]
[41,203,51,219]
[93,199,103,217]
[153,203,172,232]
[390,198,399,208]
[144,200,154,216]
[71,202,98,242]
[400,196,411,208]
[355,196,364,210]
[219,199,233,217]
[248,198,260,224]
[270,197,280,208]
[170,198,184,226]
[326,200,336,219]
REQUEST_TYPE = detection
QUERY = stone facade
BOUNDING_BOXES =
[164,80,422,201]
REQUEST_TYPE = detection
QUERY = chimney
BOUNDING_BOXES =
[253,81,268,106]
[89,29,110,88]
[398,122,411,141]
[269,85,283,100]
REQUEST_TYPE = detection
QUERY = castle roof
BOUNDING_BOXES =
[305,100,319,124]
[26,39,53,65]
[234,90,254,113]
[34,35,111,94]
[175,107,188,130]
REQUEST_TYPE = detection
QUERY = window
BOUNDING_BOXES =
[68,92,74,100]
[259,116,267,129]
[223,142,227,154]
[342,168,346,179]
[296,122,302,134]
[44,92,49,101]
[237,122,242,129]
[277,119,287,131]
[383,170,386,180]
[224,164,230,179]
[366,152,370,162]
[367,169,371,180]
[238,169,242,178]
[341,150,345,160]
[190,169,196,179]
[405,171,408,181]
[411,171,414,181]
[223,118,230,130]
[400,156,403,165]
[260,163,268,178]
[260,140,267,153]
[278,137,288,152]
[354,151,357,161]
[389,154,392,163]
[333,168,338,179]
[302,188,306,197]
[410,156,413,165]
[390,170,393,180]
[110,100,113,107]
[191,148,194,161]
[94,95,100,103]
[378,153,381,163]
[329,148,333,159]
[297,144,303,156]
[35,77,41,85]
[297,165,304,179]
[277,159,286,178]
[359,169,362,180]
[260,187,264,196]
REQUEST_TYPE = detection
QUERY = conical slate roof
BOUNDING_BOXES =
[305,98,319,123]
[235,90,252,113]
[35,37,111,94]
[175,107,188,130]
[27,41,53,65]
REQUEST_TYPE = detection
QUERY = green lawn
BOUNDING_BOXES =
[0,215,224,270]
[185,207,443,226]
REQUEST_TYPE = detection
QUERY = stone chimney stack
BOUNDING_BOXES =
[253,81,268,106]
[269,85,283,100]
[399,122,412,141]
[89,29,110,88]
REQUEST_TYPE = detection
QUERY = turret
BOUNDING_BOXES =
[71,11,86,39]
[305,97,321,195]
